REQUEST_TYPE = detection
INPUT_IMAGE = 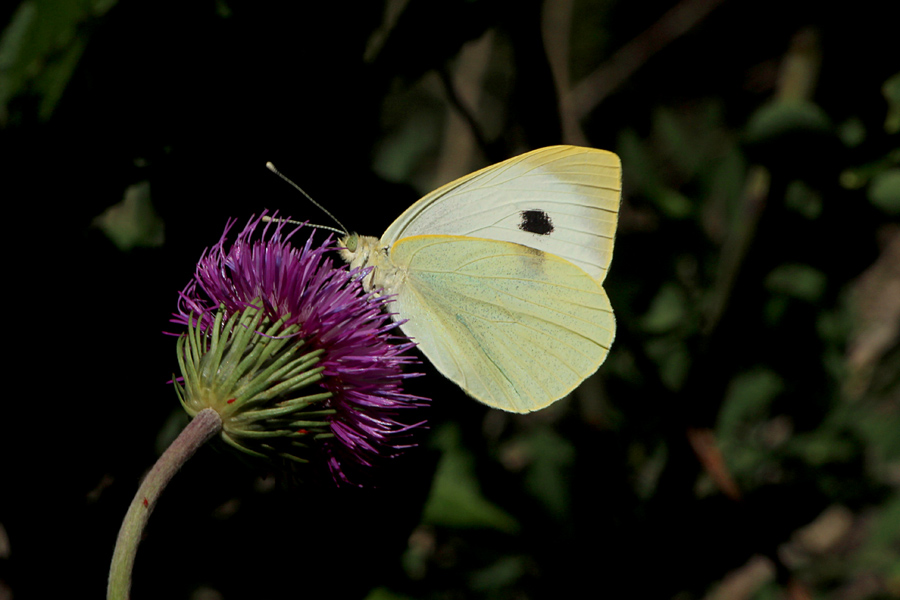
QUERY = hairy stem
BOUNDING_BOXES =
[107,408,223,600]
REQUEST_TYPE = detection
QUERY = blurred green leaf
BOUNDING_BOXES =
[468,555,526,591]
[422,424,519,533]
[645,337,691,390]
[766,263,827,302]
[837,116,866,148]
[703,146,747,239]
[654,102,726,179]
[655,106,697,175]
[751,581,783,600]
[785,180,823,219]
[785,433,856,466]
[883,72,900,133]
[815,307,849,346]
[619,128,693,219]
[632,441,667,500]
[853,407,900,468]
[0,0,118,123]
[0,2,37,123]
[855,492,900,570]
[93,181,165,250]
[363,587,416,600]
[568,0,614,82]
[511,428,575,519]
[618,128,657,189]
[868,168,900,214]
[764,294,790,325]
[717,368,784,437]
[373,107,444,187]
[745,100,831,143]
[656,188,694,219]
[642,283,688,333]
[840,148,900,190]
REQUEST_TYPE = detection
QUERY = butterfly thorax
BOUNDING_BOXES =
[339,233,407,296]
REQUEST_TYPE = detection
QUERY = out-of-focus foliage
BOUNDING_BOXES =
[0,0,117,124]
[93,180,164,250]
[1,0,898,599]
[421,424,520,533]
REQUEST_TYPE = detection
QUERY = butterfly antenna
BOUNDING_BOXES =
[265,161,350,235]
[259,215,346,236]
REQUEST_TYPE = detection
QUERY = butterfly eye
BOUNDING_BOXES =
[344,234,359,253]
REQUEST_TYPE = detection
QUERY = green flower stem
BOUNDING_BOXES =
[107,408,223,600]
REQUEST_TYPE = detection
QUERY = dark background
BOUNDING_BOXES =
[1,0,898,598]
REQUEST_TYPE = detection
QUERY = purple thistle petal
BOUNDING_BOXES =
[173,213,427,485]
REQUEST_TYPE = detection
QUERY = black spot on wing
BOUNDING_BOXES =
[519,209,554,235]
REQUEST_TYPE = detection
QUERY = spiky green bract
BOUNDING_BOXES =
[175,302,332,464]
[171,214,426,485]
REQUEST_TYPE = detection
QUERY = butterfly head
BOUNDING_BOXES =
[339,233,383,273]
[339,233,399,295]
[339,233,361,266]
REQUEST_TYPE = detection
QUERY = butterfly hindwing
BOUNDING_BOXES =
[389,235,615,412]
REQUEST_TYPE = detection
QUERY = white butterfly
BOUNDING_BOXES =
[340,145,620,413]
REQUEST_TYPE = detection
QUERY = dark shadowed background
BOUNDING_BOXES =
[1,0,898,598]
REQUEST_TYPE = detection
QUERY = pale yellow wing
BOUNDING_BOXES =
[381,145,621,284]
[389,235,615,413]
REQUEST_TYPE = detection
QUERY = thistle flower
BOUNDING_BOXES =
[171,213,427,485]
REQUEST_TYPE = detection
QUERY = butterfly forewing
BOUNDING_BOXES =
[381,145,621,284]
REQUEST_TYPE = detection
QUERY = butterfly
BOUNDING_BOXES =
[340,145,620,413]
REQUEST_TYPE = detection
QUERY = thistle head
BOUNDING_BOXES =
[171,214,426,485]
